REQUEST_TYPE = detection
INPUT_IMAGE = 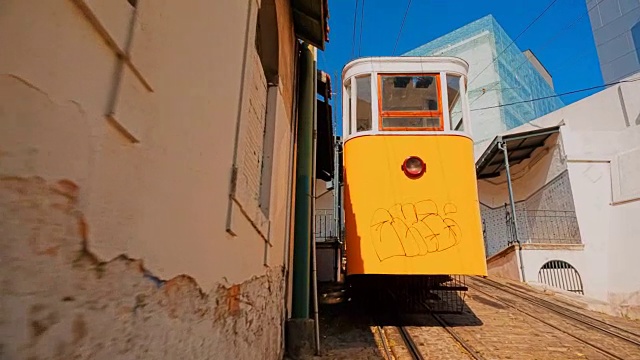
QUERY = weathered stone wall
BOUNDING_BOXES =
[0,176,284,360]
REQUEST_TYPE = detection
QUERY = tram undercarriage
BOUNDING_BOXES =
[347,274,468,314]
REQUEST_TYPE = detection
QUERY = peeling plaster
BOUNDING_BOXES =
[0,176,285,359]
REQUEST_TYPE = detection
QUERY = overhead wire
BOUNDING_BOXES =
[553,7,640,74]
[470,76,640,112]
[351,0,360,59]
[468,0,606,107]
[392,0,413,55]
[358,0,366,56]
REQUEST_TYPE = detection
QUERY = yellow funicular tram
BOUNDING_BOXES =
[341,56,487,312]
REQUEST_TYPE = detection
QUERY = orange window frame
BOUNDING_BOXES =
[377,73,444,131]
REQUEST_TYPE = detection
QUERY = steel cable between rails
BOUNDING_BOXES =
[468,278,635,360]
[472,277,640,345]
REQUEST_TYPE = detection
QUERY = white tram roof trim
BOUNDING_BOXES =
[345,130,473,142]
[342,56,469,81]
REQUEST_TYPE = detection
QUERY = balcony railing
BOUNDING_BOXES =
[314,209,338,242]
[483,207,582,258]
[507,209,581,245]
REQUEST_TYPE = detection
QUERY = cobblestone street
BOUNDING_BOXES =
[310,278,640,359]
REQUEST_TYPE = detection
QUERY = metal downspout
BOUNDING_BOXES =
[498,138,526,282]
[291,44,314,319]
[310,50,321,355]
[280,40,300,359]
[334,140,340,283]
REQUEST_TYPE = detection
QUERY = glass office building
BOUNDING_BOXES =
[404,15,564,144]
[587,0,640,83]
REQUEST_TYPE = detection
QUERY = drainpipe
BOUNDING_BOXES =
[332,135,342,283]
[280,40,300,359]
[291,44,314,320]
[497,137,526,282]
[310,49,321,356]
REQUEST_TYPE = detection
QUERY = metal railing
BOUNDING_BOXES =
[538,260,584,295]
[314,209,337,242]
[507,209,582,245]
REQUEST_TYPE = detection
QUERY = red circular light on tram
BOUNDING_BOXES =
[402,156,426,178]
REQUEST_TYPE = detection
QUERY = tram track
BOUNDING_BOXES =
[377,313,483,360]
[468,276,640,360]
[397,326,425,360]
[474,276,640,344]
[431,313,484,360]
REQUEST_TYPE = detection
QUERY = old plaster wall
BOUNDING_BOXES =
[486,245,521,281]
[0,0,298,358]
[0,177,284,359]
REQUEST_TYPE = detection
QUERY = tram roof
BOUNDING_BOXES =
[342,56,470,80]
[475,125,561,179]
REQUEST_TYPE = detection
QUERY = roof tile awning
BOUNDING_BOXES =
[476,126,561,179]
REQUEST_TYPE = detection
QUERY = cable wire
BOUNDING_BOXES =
[351,0,360,59]
[358,0,366,56]
[467,0,560,86]
[392,0,413,55]
[468,0,606,107]
[470,76,640,112]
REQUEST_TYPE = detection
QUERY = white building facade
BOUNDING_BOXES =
[478,74,640,318]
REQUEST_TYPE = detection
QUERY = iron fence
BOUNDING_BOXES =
[538,260,584,294]
[315,209,337,242]
[507,209,581,245]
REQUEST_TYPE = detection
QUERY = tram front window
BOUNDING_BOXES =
[379,74,443,130]
[381,117,440,128]
[381,75,439,111]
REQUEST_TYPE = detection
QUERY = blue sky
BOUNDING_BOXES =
[319,0,604,134]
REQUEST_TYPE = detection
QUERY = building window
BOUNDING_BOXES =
[255,0,279,217]
[228,0,278,237]
[538,260,584,295]
[632,21,640,63]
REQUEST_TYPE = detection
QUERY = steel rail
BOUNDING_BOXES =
[398,326,425,360]
[376,326,394,360]
[474,277,640,347]
[431,313,485,360]
[468,281,627,360]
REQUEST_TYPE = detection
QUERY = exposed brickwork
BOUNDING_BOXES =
[0,176,285,359]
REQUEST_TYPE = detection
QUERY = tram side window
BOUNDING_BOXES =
[345,82,352,134]
[379,74,442,130]
[447,74,464,131]
[356,75,372,132]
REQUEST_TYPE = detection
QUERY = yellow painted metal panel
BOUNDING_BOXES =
[344,134,488,276]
